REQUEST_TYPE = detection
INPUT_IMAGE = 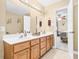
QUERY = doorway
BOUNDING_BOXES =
[55,7,68,51]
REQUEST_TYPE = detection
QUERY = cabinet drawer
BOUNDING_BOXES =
[14,42,30,53]
[41,41,46,49]
[14,49,30,59]
[41,48,46,56]
[41,37,46,42]
[31,39,39,46]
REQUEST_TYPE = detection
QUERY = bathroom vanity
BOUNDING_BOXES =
[3,33,54,59]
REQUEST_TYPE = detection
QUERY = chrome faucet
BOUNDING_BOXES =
[24,31,27,36]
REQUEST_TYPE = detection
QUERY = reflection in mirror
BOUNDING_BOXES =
[6,0,30,34]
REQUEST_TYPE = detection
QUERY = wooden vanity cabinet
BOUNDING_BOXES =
[4,35,54,59]
[31,39,40,59]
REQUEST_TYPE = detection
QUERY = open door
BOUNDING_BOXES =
[67,0,74,59]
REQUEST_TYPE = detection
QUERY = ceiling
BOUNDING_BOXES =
[6,0,30,15]
[37,0,62,7]
[7,0,75,15]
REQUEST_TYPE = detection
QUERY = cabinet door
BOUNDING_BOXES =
[41,48,46,56]
[14,49,30,59]
[41,41,47,56]
[31,45,39,59]
[50,35,54,48]
[47,36,51,51]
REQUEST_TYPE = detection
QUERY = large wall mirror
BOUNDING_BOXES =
[6,0,30,34]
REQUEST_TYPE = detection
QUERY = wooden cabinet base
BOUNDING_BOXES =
[4,35,54,59]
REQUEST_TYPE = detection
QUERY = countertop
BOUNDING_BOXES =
[3,32,54,45]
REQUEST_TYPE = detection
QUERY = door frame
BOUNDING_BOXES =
[67,0,74,59]
[54,0,74,59]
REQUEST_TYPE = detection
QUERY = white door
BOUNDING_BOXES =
[67,0,73,59]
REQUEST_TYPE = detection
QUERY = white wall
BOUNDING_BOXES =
[0,0,6,59]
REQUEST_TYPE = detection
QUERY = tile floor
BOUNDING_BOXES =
[74,50,78,59]
[41,49,68,59]
[74,54,78,59]
[56,37,68,51]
